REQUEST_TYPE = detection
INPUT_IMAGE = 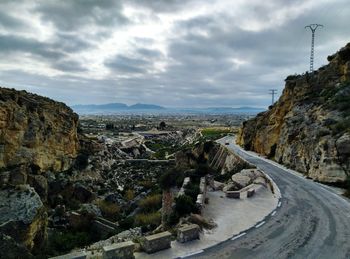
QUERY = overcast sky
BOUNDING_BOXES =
[0,0,349,108]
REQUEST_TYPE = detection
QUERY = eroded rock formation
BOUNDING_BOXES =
[0,87,80,256]
[237,43,350,183]
[0,87,79,172]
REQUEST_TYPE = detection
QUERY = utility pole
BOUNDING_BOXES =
[269,89,277,105]
[305,24,323,72]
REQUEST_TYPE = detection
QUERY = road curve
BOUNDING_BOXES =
[191,136,350,259]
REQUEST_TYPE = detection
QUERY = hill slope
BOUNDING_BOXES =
[237,43,350,183]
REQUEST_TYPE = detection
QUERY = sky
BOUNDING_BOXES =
[0,0,349,108]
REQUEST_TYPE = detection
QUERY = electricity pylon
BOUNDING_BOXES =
[269,89,277,105]
[305,24,323,72]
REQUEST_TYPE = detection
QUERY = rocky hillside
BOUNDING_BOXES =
[0,87,79,172]
[237,43,350,183]
[0,87,79,255]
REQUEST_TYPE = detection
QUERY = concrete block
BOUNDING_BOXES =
[140,231,172,254]
[102,241,135,259]
[247,189,255,198]
[225,191,240,199]
[92,220,115,238]
[49,251,87,259]
[177,224,200,243]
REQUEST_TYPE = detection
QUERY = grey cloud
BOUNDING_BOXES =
[0,0,349,108]
[137,48,163,58]
[52,33,93,53]
[52,59,87,72]
[105,55,149,74]
[35,0,129,32]
[0,34,65,60]
[128,0,198,13]
[0,11,25,29]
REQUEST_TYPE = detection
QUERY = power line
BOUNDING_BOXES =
[305,24,323,72]
[269,89,277,105]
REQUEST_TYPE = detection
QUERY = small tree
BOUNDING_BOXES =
[175,195,195,216]
[159,121,166,130]
[159,169,179,227]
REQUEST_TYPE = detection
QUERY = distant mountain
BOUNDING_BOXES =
[71,102,265,115]
[71,102,165,114]
[204,107,265,112]
[128,103,165,110]
[73,103,127,110]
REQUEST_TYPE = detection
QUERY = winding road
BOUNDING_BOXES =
[190,136,350,259]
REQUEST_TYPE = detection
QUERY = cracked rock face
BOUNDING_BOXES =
[0,87,79,172]
[237,43,350,183]
[0,186,47,251]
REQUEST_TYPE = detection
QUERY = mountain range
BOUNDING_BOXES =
[71,103,265,115]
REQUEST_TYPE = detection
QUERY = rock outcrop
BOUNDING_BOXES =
[0,186,47,252]
[175,141,252,175]
[237,43,350,183]
[0,87,80,256]
[0,87,79,172]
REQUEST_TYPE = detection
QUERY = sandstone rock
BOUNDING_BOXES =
[231,174,251,189]
[79,203,102,218]
[0,87,79,172]
[224,169,263,191]
[188,213,217,229]
[0,186,47,251]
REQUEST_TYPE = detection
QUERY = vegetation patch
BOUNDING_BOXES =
[134,212,161,229]
[139,194,162,213]
[44,230,96,257]
[175,195,197,217]
[201,127,234,140]
[94,199,120,221]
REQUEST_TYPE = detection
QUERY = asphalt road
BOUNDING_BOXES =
[191,136,350,259]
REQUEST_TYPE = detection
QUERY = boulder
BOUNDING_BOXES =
[188,214,217,229]
[0,186,47,251]
[73,184,95,203]
[79,203,102,218]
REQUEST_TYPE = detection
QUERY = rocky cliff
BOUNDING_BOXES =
[0,87,79,172]
[237,43,350,183]
[0,87,80,256]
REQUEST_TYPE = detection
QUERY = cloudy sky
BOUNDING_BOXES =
[0,0,348,108]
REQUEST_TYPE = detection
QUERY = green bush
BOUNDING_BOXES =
[47,231,93,255]
[75,154,89,170]
[94,199,120,221]
[331,119,350,135]
[184,183,200,202]
[119,216,135,230]
[159,169,182,190]
[139,194,162,213]
[175,195,196,216]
